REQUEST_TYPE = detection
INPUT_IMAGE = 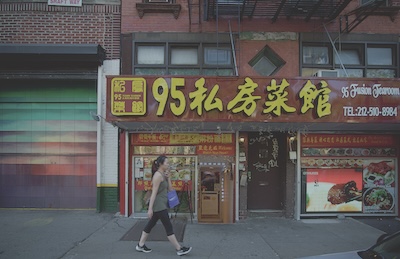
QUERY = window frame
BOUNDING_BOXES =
[301,41,398,78]
[135,44,167,67]
[133,42,234,76]
[249,45,286,76]
[169,44,200,67]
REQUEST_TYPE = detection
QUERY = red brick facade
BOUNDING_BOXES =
[121,0,400,78]
[122,0,400,35]
[0,2,121,59]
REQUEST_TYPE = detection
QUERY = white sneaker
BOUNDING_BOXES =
[177,246,192,256]
[136,244,152,253]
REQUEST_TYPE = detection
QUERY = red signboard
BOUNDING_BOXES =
[196,144,235,155]
[301,134,396,148]
[107,76,400,124]
[132,133,234,145]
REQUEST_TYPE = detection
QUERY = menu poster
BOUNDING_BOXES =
[305,168,363,213]
[362,159,396,213]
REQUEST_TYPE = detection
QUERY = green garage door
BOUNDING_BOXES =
[0,80,97,208]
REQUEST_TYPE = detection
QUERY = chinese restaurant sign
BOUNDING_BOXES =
[132,133,233,145]
[107,76,400,123]
[132,133,235,156]
[301,134,397,148]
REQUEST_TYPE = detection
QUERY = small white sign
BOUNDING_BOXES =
[134,157,144,168]
[48,0,82,7]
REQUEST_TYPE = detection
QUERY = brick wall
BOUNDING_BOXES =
[0,2,121,59]
[122,0,400,35]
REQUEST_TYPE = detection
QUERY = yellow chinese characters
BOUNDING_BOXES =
[111,78,146,116]
[299,80,331,118]
[227,77,261,116]
[263,79,296,116]
[189,78,223,115]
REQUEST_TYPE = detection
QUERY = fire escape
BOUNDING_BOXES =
[204,0,352,22]
[187,0,400,76]
[340,0,400,33]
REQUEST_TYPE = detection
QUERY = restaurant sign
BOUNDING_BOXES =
[107,76,400,123]
[132,133,235,156]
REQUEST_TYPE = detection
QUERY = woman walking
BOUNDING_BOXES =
[136,155,192,256]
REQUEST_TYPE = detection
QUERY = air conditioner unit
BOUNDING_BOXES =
[313,70,339,77]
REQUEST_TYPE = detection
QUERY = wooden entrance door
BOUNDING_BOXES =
[247,132,286,210]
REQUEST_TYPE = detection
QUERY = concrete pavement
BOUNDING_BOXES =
[0,210,388,259]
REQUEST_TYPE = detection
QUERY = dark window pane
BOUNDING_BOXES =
[367,48,392,65]
[204,48,232,65]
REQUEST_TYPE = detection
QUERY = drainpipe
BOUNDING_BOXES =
[96,65,103,212]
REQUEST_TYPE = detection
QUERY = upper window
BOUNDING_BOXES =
[367,47,393,66]
[204,47,232,66]
[334,49,362,65]
[302,43,397,78]
[134,44,234,76]
[171,47,198,65]
[303,46,329,65]
[137,46,165,65]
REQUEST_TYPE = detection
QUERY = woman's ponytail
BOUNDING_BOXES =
[151,155,167,176]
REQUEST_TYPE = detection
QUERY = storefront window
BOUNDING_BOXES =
[133,146,196,155]
[300,134,398,216]
[133,155,197,214]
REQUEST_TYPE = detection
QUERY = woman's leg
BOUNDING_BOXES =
[139,213,159,246]
[159,210,181,250]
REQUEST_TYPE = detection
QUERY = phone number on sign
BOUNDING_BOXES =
[343,106,398,117]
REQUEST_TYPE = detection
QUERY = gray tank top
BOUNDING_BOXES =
[153,176,168,212]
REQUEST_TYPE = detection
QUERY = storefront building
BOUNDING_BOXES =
[0,0,121,211]
[106,76,399,221]
[103,0,400,221]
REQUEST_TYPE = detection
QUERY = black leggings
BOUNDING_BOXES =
[143,209,174,236]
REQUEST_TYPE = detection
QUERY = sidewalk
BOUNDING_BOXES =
[0,210,386,259]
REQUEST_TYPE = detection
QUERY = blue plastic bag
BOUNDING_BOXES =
[167,190,180,208]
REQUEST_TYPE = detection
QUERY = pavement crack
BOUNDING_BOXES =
[258,232,281,259]
[57,217,113,259]
[114,218,127,229]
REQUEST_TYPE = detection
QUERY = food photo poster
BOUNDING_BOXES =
[304,159,396,214]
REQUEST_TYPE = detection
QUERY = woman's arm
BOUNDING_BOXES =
[167,173,174,192]
[148,172,162,218]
